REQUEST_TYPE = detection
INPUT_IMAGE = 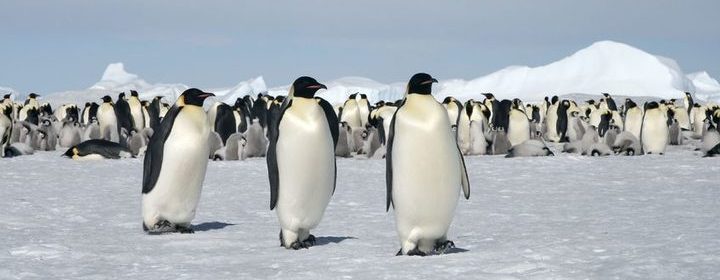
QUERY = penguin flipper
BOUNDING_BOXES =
[316,97,339,195]
[267,99,292,210]
[385,102,403,212]
[316,97,339,147]
[457,146,470,199]
[142,105,182,194]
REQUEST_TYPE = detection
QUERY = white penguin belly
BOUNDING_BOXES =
[276,100,335,232]
[392,96,461,252]
[641,111,669,154]
[508,110,530,146]
[624,109,643,139]
[143,108,209,225]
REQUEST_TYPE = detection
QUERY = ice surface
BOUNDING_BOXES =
[1,142,718,279]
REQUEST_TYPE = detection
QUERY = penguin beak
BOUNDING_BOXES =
[307,83,327,90]
[421,78,438,85]
[198,92,215,99]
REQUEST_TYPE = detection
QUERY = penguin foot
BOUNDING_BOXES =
[302,234,316,247]
[434,240,455,254]
[146,220,176,235]
[176,225,194,234]
[406,247,427,256]
[289,241,309,250]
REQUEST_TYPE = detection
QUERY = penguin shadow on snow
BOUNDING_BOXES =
[312,236,357,246]
[191,221,236,232]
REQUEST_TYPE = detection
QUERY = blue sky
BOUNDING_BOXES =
[1,0,718,93]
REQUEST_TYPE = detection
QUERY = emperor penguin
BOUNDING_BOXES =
[506,139,554,158]
[544,96,560,142]
[641,102,669,155]
[267,76,338,249]
[507,99,530,146]
[683,92,694,115]
[0,105,12,153]
[63,139,132,160]
[115,92,135,145]
[97,96,119,143]
[340,93,362,129]
[128,91,145,131]
[623,99,643,139]
[24,93,40,108]
[357,94,371,128]
[555,100,571,142]
[442,97,463,128]
[142,88,215,234]
[386,73,470,256]
[1,94,11,106]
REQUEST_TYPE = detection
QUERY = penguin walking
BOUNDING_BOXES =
[387,73,470,256]
[267,76,338,249]
[142,88,215,234]
[641,102,669,155]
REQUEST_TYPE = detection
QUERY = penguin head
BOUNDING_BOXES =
[360,94,368,100]
[118,92,126,100]
[181,88,215,106]
[625,98,637,109]
[101,96,113,103]
[28,93,39,99]
[551,96,559,105]
[292,76,327,98]
[482,93,495,100]
[645,101,660,110]
[407,73,437,95]
[3,94,10,99]
[130,90,139,97]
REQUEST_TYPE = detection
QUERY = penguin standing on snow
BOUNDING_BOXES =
[267,76,338,249]
[387,73,470,256]
[641,102,669,155]
[142,88,215,234]
[128,91,145,131]
[97,96,119,143]
[115,92,135,145]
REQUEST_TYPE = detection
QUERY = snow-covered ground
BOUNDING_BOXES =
[1,142,719,279]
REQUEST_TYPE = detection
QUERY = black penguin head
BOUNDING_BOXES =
[407,73,437,95]
[561,100,571,108]
[292,76,327,98]
[181,88,215,106]
[442,96,454,104]
[348,93,358,99]
[645,101,660,110]
[101,96,112,103]
[586,100,596,105]
[3,94,10,99]
[551,96,559,104]
[482,93,495,100]
[84,102,91,107]
[28,93,39,99]
[130,90,139,97]
[118,92,126,100]
[625,98,637,109]
[360,94,368,99]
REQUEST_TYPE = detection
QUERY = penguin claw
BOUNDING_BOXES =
[434,240,455,254]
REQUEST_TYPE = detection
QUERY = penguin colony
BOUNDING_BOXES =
[1,74,719,256]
